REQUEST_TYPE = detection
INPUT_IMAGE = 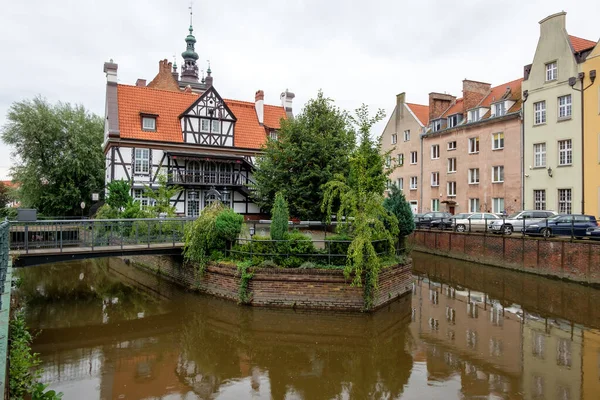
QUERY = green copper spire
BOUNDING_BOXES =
[181,6,199,82]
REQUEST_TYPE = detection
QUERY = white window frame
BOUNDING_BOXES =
[410,151,418,165]
[448,115,459,128]
[391,133,397,144]
[385,155,391,168]
[558,188,572,214]
[431,172,439,187]
[398,153,404,166]
[545,61,557,81]
[447,141,457,151]
[431,144,440,159]
[469,198,480,213]
[493,102,506,117]
[534,189,546,210]
[447,181,456,197]
[558,139,572,166]
[534,143,547,167]
[269,130,278,140]
[492,166,504,183]
[468,168,480,184]
[432,120,442,132]
[492,198,505,214]
[134,188,150,209]
[492,132,504,150]
[200,119,210,133]
[403,130,410,142]
[534,101,546,125]
[468,109,479,122]
[431,199,440,212]
[410,176,418,190]
[211,120,221,133]
[142,116,156,131]
[134,148,150,174]
[397,177,404,191]
[468,137,480,154]
[187,190,201,218]
[558,95,572,119]
[448,158,456,173]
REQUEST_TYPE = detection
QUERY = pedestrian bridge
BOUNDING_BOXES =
[8,218,194,267]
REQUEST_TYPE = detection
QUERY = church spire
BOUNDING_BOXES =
[180,6,199,82]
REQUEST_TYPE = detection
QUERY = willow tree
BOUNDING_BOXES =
[321,105,398,310]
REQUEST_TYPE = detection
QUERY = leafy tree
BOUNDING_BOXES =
[383,185,415,253]
[270,192,289,240]
[106,180,132,210]
[144,174,181,216]
[253,91,356,220]
[1,97,104,216]
[0,181,11,207]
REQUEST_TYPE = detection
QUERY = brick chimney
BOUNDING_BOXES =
[103,60,120,139]
[136,79,146,87]
[280,89,295,119]
[147,59,180,92]
[463,80,491,113]
[255,90,264,125]
[395,92,406,130]
[428,93,455,121]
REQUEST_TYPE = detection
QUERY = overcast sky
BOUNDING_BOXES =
[1,0,599,180]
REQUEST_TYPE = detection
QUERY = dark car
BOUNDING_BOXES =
[586,226,600,239]
[415,212,453,229]
[524,214,598,238]
[430,212,471,230]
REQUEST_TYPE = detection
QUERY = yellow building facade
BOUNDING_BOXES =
[583,43,600,217]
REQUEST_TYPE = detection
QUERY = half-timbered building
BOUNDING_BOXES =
[102,20,294,217]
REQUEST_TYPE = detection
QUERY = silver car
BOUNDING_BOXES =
[488,210,557,235]
[454,213,502,232]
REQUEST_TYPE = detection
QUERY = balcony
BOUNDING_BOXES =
[167,169,254,188]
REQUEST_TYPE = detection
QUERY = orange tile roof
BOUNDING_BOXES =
[569,35,597,52]
[116,85,285,149]
[479,78,523,107]
[441,98,464,118]
[406,103,429,126]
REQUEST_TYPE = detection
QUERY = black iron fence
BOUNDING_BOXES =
[1,220,9,308]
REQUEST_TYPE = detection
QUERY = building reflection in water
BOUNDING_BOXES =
[17,255,600,399]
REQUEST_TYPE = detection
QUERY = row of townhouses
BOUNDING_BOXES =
[381,12,600,216]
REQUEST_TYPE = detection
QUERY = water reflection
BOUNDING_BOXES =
[16,254,600,399]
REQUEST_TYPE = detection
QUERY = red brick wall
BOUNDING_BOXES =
[409,231,600,284]
[127,255,414,312]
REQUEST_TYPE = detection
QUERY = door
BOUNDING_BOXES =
[188,161,200,183]
[187,191,200,218]
[449,206,455,215]
[409,201,418,214]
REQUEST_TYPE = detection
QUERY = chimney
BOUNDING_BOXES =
[255,90,264,125]
[103,60,120,138]
[280,89,295,119]
[136,79,146,87]
[428,92,455,121]
[146,59,180,92]
[395,92,406,131]
[462,80,491,113]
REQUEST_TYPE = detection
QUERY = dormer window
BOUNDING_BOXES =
[546,61,557,81]
[468,109,479,123]
[432,119,442,132]
[447,114,462,128]
[493,102,506,117]
[141,116,156,131]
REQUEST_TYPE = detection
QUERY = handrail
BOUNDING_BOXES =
[9,217,195,224]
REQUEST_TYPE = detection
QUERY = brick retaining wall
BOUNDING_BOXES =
[409,230,600,284]
[125,255,414,311]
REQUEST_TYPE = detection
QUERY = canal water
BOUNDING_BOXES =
[14,253,600,400]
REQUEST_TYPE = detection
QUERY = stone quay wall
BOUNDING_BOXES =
[409,230,600,284]
[124,255,414,312]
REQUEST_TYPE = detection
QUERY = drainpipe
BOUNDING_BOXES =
[420,133,424,213]
[521,90,528,211]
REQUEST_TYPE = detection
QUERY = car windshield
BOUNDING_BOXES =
[547,215,560,221]
[507,212,521,219]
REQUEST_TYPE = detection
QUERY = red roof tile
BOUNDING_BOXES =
[406,103,429,126]
[441,98,464,118]
[479,78,523,108]
[569,35,597,52]
[117,85,286,149]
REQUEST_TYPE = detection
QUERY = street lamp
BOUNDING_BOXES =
[568,69,596,214]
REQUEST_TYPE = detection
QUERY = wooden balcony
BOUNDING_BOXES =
[167,170,254,188]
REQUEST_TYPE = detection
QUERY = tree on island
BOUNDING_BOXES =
[252,91,356,221]
[1,96,104,216]
[383,185,415,253]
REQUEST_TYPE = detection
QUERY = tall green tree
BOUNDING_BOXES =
[270,192,289,240]
[106,180,132,210]
[1,97,104,216]
[383,185,415,252]
[144,174,181,216]
[253,91,356,220]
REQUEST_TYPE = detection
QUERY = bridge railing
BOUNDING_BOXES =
[9,218,195,253]
[1,220,9,305]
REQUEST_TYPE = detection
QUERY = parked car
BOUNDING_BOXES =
[430,213,472,230]
[454,213,502,232]
[524,214,598,238]
[586,225,600,239]
[412,213,424,224]
[415,212,453,229]
[488,210,557,235]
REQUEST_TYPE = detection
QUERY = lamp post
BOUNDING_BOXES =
[568,70,596,214]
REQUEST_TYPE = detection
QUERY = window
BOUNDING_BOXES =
[493,102,506,117]
[398,153,404,166]
[431,172,439,187]
[556,338,572,367]
[534,143,546,167]
[492,132,504,150]
[534,101,546,125]
[187,190,200,218]
[492,166,504,183]
[391,133,397,144]
[469,137,479,154]
[447,141,457,151]
[397,177,403,191]
[469,198,480,213]
[546,61,557,81]
[558,95,572,119]
[134,148,150,174]
[534,190,546,210]
[468,168,480,184]
[431,199,440,212]
[404,130,410,141]
[431,144,440,159]
[410,176,418,190]
[448,114,460,128]
[385,155,391,168]
[142,116,156,131]
[447,181,456,197]
[468,109,479,122]
[492,198,505,214]
[200,119,210,132]
[532,332,545,359]
[558,139,572,165]
[432,120,442,132]
[558,189,572,214]
[410,151,418,165]
[211,120,220,133]
[269,130,278,140]
[448,158,456,173]
[134,188,150,209]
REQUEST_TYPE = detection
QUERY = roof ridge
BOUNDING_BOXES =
[224,98,283,108]
[118,83,198,96]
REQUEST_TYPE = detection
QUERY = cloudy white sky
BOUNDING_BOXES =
[1,0,599,180]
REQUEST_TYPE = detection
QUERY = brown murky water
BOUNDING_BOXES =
[15,253,600,399]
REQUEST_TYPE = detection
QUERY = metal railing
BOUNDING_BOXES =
[9,218,195,253]
[1,220,9,307]
[167,170,255,187]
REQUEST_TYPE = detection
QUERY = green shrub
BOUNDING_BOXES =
[215,207,244,243]
[94,204,120,219]
[325,233,352,258]
[259,259,278,268]
[270,192,289,240]
[183,202,227,273]
[0,207,18,220]
[299,261,316,269]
